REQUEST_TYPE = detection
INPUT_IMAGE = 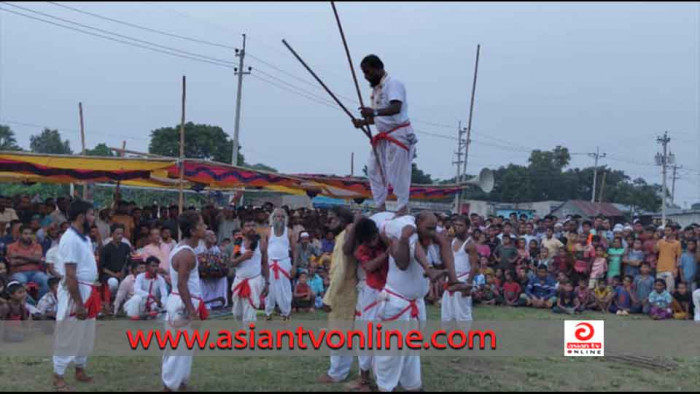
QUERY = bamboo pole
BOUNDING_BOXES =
[178,75,186,216]
[79,102,87,200]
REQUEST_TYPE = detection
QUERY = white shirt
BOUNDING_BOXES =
[383,215,429,300]
[134,272,169,306]
[371,75,411,133]
[57,227,98,283]
[45,244,60,266]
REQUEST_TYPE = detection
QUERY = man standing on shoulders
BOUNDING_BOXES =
[353,55,417,216]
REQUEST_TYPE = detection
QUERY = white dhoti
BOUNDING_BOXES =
[53,282,98,376]
[367,124,416,209]
[161,294,204,391]
[231,275,264,322]
[124,294,164,318]
[441,290,473,322]
[355,281,382,372]
[693,289,700,322]
[373,288,426,392]
[264,259,293,318]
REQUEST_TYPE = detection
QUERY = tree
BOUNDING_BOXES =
[85,143,114,157]
[148,122,244,165]
[411,163,433,184]
[249,163,278,173]
[29,128,72,154]
[0,125,22,151]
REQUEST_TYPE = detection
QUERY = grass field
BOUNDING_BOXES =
[1,305,698,392]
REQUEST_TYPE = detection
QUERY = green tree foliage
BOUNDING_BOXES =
[85,143,114,157]
[0,125,22,151]
[148,122,244,165]
[29,128,72,154]
[464,146,662,212]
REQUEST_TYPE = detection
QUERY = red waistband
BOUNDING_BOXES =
[371,122,411,151]
[382,288,420,321]
[170,292,208,320]
[270,260,291,280]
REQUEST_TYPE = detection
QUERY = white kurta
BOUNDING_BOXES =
[124,272,169,318]
[265,228,293,318]
[367,75,417,209]
[53,227,98,376]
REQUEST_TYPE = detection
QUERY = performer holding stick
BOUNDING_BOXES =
[352,55,417,216]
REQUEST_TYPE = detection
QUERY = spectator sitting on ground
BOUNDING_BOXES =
[552,280,579,315]
[525,265,557,309]
[113,261,146,316]
[592,279,613,314]
[671,282,692,320]
[293,272,314,313]
[99,224,132,299]
[36,277,60,320]
[649,279,673,320]
[0,281,30,321]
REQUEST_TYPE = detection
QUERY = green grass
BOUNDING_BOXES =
[1,305,698,392]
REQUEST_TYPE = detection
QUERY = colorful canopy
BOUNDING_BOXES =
[0,151,461,201]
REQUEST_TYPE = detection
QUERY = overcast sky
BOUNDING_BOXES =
[1,2,698,206]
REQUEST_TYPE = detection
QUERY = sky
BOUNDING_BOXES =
[1,2,698,206]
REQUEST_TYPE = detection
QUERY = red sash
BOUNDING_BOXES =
[171,292,209,320]
[69,281,101,318]
[270,260,291,280]
[381,288,420,321]
[371,123,411,151]
[233,276,260,309]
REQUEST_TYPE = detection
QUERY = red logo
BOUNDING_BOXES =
[574,323,594,341]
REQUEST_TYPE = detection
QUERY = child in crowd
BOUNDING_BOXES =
[536,248,552,271]
[552,248,570,277]
[573,234,593,282]
[553,280,579,315]
[649,279,673,320]
[490,268,503,288]
[642,227,658,270]
[481,274,502,306]
[606,238,625,284]
[593,279,613,314]
[292,272,314,313]
[471,266,487,302]
[478,256,494,277]
[610,275,635,316]
[528,240,540,265]
[555,272,568,291]
[36,277,60,320]
[476,233,491,260]
[589,246,608,289]
[671,282,692,320]
[525,265,557,309]
[633,262,655,314]
[515,266,530,290]
[0,281,30,320]
[515,238,530,267]
[680,240,697,292]
[575,277,595,312]
[624,239,645,278]
[502,270,525,307]
[494,235,518,271]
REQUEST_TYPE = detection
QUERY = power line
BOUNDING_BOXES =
[0,5,236,70]
[47,1,238,50]
[1,119,149,142]
[1,3,237,68]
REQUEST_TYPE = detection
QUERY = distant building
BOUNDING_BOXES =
[652,209,700,228]
[549,200,624,220]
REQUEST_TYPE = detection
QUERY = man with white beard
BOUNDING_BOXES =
[264,208,296,320]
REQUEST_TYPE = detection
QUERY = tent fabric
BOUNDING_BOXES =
[0,152,462,201]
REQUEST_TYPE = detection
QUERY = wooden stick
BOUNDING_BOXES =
[330,1,386,186]
[281,38,387,185]
[79,102,88,200]
[178,75,186,217]
[113,140,126,209]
